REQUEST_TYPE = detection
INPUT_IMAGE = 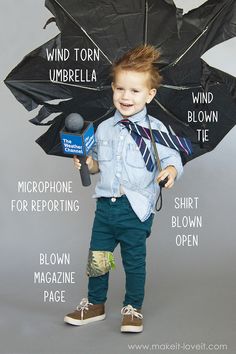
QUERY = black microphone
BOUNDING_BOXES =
[60,113,95,187]
[65,113,84,133]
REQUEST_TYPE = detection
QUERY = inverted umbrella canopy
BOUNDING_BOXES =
[4,0,236,163]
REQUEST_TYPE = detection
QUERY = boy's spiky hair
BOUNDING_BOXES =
[112,45,163,89]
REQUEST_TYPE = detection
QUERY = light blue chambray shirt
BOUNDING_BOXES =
[91,106,183,221]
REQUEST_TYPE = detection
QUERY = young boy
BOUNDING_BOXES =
[64,45,183,333]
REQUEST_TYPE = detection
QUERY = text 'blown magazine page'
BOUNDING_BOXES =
[1,1,236,354]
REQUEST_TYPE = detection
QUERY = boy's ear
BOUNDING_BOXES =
[111,82,115,91]
[147,88,157,103]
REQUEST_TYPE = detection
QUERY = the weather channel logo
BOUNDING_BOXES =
[60,123,95,156]
[62,137,84,155]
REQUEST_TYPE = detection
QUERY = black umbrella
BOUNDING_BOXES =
[4,0,236,164]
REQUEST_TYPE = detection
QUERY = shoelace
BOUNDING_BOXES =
[76,298,93,320]
[121,304,143,319]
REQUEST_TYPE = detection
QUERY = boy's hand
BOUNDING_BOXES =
[73,155,99,173]
[156,165,177,189]
[73,155,93,170]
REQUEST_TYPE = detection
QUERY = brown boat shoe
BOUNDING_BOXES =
[64,298,105,326]
[121,304,143,333]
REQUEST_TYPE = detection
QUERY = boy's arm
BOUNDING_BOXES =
[73,127,100,174]
[88,134,100,174]
[151,119,183,188]
[156,148,183,189]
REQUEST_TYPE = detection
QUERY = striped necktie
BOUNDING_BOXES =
[119,119,192,172]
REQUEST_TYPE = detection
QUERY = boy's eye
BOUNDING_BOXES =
[132,90,139,93]
[116,87,123,91]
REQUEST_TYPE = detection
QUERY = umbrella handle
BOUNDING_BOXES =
[147,115,162,172]
[147,115,166,212]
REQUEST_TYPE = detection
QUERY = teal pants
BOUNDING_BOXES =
[88,196,154,308]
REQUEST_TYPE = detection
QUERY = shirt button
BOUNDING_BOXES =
[116,173,121,178]
[111,197,116,202]
[117,155,121,160]
[120,136,124,140]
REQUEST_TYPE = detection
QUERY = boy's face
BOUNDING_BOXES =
[112,70,157,117]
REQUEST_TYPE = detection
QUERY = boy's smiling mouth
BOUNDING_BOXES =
[120,103,133,107]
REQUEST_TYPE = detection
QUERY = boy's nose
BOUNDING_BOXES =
[122,90,131,99]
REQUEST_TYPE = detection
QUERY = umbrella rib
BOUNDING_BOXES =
[160,27,208,70]
[143,0,148,45]
[161,82,220,90]
[47,81,102,91]
[154,98,189,127]
[161,0,232,70]
[92,106,115,124]
[161,84,202,90]
[7,80,106,91]
[52,0,112,64]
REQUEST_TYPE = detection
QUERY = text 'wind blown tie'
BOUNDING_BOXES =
[119,119,192,172]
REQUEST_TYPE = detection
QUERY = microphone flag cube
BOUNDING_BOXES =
[60,122,95,156]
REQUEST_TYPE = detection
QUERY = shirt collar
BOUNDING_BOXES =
[113,106,147,125]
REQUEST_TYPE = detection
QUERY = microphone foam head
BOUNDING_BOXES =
[65,113,84,132]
